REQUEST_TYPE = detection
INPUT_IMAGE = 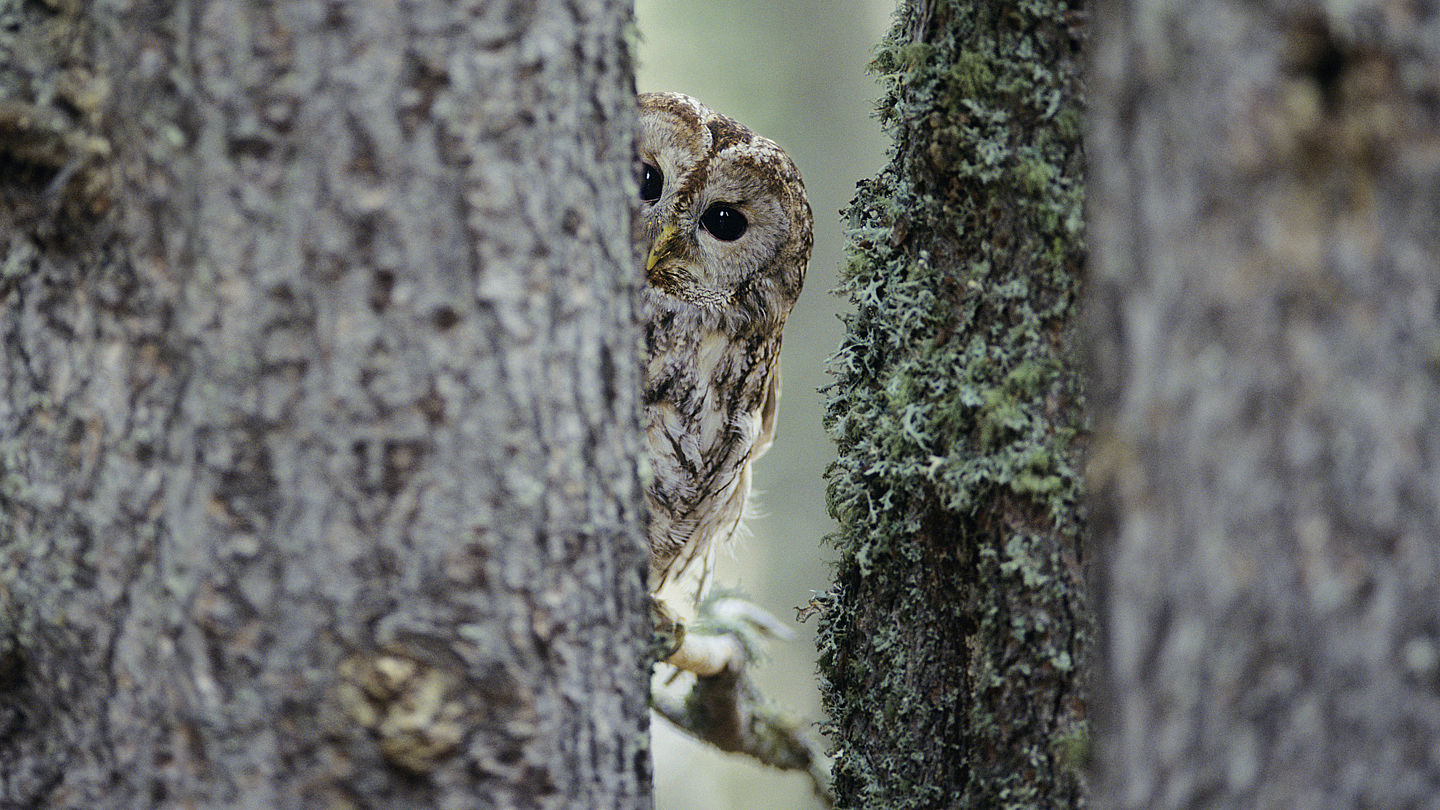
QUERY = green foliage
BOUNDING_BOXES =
[817,0,1088,807]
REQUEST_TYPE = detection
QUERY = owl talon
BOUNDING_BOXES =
[656,593,794,675]
[651,595,748,674]
[649,596,686,661]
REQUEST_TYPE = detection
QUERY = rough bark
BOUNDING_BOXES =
[0,1,650,808]
[1086,1,1440,807]
[817,1,1089,807]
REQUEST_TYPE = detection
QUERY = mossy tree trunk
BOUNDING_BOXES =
[0,1,650,807]
[818,1,1088,807]
[1086,1,1440,807]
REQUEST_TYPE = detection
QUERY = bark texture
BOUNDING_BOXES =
[818,1,1088,807]
[0,1,649,807]
[1087,1,1440,807]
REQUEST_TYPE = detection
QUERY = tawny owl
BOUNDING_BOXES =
[637,92,812,641]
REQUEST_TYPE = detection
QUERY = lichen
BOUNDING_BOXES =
[817,1,1089,807]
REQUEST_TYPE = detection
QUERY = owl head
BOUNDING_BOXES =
[637,92,812,331]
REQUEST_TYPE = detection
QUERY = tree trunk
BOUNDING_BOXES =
[1086,1,1440,807]
[0,1,650,807]
[817,1,1089,807]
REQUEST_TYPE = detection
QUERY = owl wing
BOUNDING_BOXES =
[749,359,781,462]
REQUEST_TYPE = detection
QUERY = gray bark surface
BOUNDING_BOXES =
[1087,2,1440,807]
[0,1,650,808]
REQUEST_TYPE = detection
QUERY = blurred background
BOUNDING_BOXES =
[634,2,894,808]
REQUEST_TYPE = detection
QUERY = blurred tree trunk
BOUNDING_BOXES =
[0,1,650,808]
[818,1,1088,807]
[1086,1,1440,807]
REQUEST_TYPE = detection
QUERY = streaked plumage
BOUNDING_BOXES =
[637,92,811,608]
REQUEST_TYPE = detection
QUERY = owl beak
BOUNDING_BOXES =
[646,223,680,274]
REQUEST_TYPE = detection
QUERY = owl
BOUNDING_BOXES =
[637,92,812,649]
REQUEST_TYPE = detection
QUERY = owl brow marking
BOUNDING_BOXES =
[671,147,715,207]
[705,117,751,152]
[668,113,762,206]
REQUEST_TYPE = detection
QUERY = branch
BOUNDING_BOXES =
[650,595,834,807]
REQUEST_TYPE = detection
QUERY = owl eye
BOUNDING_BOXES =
[699,204,747,241]
[640,162,664,202]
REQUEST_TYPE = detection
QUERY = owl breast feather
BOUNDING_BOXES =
[644,318,776,599]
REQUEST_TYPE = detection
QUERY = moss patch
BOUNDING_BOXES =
[817,1,1089,807]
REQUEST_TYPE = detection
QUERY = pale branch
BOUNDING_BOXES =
[653,666,833,808]
[650,594,832,805]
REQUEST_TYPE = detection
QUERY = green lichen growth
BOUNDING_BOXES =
[817,1,1089,808]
